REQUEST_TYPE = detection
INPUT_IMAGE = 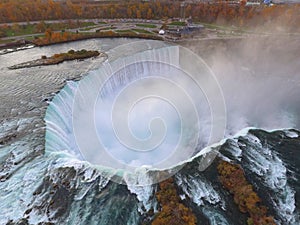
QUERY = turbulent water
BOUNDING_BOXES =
[0,37,299,225]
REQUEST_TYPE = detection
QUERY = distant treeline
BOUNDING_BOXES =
[0,0,299,29]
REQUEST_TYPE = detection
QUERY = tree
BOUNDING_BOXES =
[152,178,197,225]
[36,21,47,33]
[0,29,5,38]
[12,23,21,33]
[146,8,153,20]
[136,10,141,19]
[218,161,276,225]
[45,28,53,41]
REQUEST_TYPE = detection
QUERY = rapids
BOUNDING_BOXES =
[0,37,299,224]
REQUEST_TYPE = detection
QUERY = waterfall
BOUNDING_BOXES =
[44,40,226,186]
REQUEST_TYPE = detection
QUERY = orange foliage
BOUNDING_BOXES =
[152,178,197,225]
[31,29,162,47]
[0,0,299,30]
[218,161,276,225]
[32,29,81,45]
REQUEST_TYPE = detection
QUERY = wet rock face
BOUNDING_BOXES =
[0,40,109,224]
[31,167,77,221]
[0,39,147,225]
[1,38,300,225]
[173,129,300,225]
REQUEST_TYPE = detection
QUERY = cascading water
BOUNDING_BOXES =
[42,40,300,224]
[1,38,300,225]
[45,40,226,185]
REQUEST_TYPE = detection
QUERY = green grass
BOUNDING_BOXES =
[201,22,248,34]
[82,22,97,26]
[48,21,96,31]
[202,23,229,30]
[132,29,152,34]
[0,38,15,44]
[136,23,156,28]
[169,21,186,26]
[1,21,98,38]
[25,34,44,40]
[5,24,36,37]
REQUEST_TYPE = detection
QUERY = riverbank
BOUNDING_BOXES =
[8,49,104,70]
[0,37,299,224]
[0,30,165,55]
[3,17,288,55]
[0,39,35,55]
[31,31,164,47]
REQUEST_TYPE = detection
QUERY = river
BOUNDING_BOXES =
[0,37,299,225]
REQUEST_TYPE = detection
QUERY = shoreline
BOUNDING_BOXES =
[0,33,164,55]
[0,34,242,56]
[32,32,164,47]
[8,49,107,70]
[0,36,299,224]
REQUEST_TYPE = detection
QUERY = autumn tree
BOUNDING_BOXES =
[0,29,5,38]
[218,161,276,225]
[152,178,197,225]
[0,0,299,32]
[45,28,53,41]
[36,21,47,33]
[12,23,21,33]
[136,10,141,19]
[146,8,153,20]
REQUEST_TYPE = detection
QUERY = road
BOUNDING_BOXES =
[0,18,164,41]
[0,18,163,26]
[2,18,299,45]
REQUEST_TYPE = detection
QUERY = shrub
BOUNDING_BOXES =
[79,49,87,54]
[152,178,197,225]
[217,160,276,225]
[53,54,61,58]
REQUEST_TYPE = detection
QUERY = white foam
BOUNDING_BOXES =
[124,168,156,213]
[176,173,223,207]
[284,130,299,138]
[202,207,229,225]
[230,131,299,224]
